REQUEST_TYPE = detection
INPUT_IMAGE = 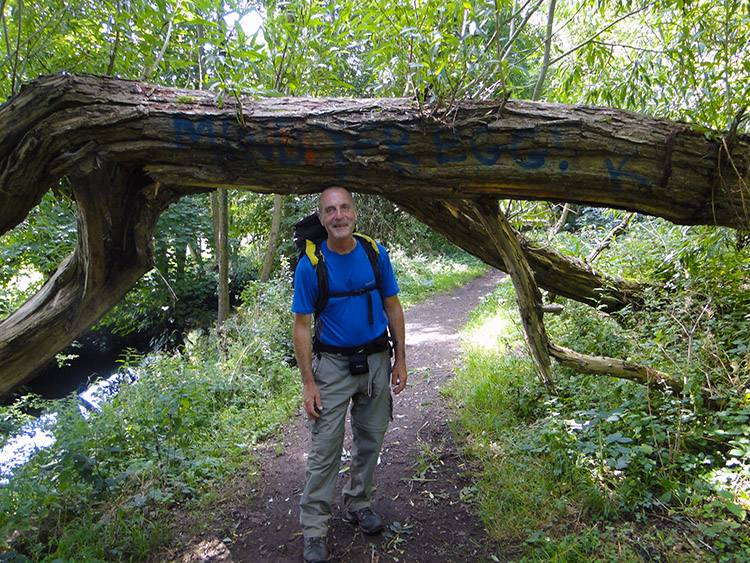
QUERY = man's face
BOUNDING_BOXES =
[319,188,357,242]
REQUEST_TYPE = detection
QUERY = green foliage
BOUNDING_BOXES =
[0,192,76,321]
[4,1,750,559]
[96,193,261,347]
[0,394,49,448]
[0,249,481,559]
[390,248,487,309]
[352,194,453,253]
[447,216,750,561]
[0,268,299,561]
[549,0,750,131]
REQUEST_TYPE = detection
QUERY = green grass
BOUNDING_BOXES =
[390,247,488,308]
[445,274,750,562]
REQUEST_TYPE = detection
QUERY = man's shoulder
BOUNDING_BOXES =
[294,253,318,287]
[352,234,388,256]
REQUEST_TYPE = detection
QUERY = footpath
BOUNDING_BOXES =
[174,269,506,563]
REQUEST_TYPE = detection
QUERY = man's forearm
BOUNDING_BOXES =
[294,313,323,418]
[384,296,406,362]
[293,313,315,385]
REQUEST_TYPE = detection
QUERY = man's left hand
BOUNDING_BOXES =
[391,360,407,395]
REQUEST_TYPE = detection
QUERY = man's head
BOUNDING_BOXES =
[318,186,357,244]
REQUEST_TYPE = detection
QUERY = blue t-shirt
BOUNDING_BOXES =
[292,238,399,348]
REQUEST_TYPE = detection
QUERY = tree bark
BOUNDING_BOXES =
[532,0,556,101]
[1,72,749,397]
[2,74,748,238]
[391,197,646,312]
[0,157,187,398]
[260,194,283,283]
[470,198,554,390]
[549,344,721,409]
[215,188,229,327]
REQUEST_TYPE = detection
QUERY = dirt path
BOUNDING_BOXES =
[174,269,506,563]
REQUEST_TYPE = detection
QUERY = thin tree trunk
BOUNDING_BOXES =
[10,0,21,94]
[532,0,556,101]
[260,194,283,283]
[213,189,230,327]
[106,0,121,76]
[140,2,179,81]
[552,203,570,234]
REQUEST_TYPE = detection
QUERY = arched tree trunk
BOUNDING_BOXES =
[1,73,749,398]
[391,197,646,312]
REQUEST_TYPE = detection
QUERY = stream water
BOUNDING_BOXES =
[1,341,144,484]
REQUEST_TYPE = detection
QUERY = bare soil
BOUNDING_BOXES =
[169,269,509,563]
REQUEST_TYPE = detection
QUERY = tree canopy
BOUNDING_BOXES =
[1,0,749,397]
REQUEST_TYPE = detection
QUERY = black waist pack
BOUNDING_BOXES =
[349,352,369,375]
[316,332,391,376]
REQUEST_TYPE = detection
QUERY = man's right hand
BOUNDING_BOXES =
[303,381,323,419]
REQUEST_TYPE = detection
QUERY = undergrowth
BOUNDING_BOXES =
[0,250,485,562]
[447,219,750,562]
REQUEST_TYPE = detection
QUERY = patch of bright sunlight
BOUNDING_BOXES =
[0,369,134,485]
[225,9,263,40]
[463,313,512,352]
[182,538,232,562]
[11,268,43,292]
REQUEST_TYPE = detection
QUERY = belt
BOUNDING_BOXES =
[314,331,390,357]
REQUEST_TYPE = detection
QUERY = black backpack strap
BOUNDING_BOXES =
[354,233,382,294]
[328,285,378,324]
[308,243,329,319]
[307,243,328,352]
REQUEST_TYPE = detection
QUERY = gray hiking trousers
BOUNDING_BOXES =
[300,349,393,538]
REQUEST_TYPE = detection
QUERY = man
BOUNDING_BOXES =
[292,186,407,563]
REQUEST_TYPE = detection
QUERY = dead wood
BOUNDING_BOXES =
[549,344,723,409]
[469,198,555,391]
[1,72,750,397]
[391,197,647,312]
[586,212,635,263]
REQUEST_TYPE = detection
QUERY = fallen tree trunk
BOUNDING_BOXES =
[391,197,646,312]
[462,199,717,407]
[0,159,188,397]
[2,74,749,237]
[549,344,722,409]
[470,198,555,391]
[1,72,749,397]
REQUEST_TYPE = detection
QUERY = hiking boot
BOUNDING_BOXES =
[303,536,328,563]
[342,506,385,534]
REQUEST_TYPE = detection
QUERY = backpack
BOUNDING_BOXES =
[292,212,384,345]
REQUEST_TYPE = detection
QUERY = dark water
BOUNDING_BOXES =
[23,351,123,400]
[16,330,149,403]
